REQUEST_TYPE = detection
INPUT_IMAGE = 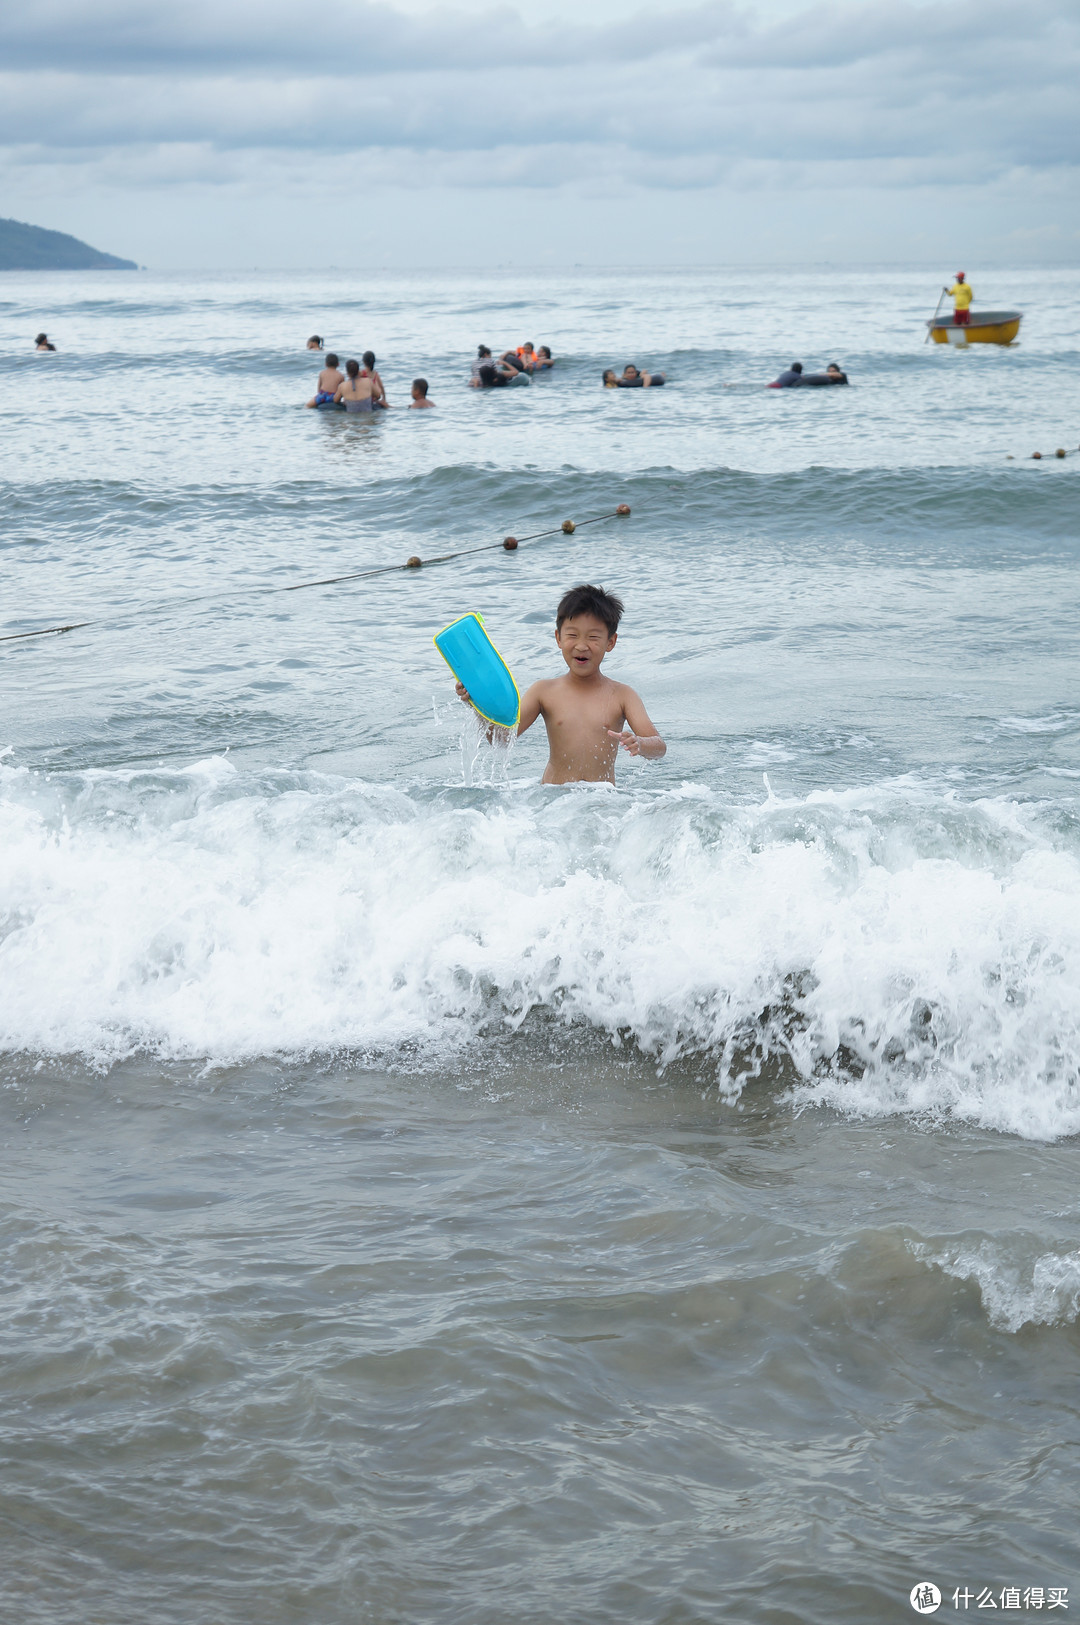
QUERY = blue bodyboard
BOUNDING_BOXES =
[434,614,520,730]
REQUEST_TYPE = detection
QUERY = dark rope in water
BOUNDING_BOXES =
[0,508,630,647]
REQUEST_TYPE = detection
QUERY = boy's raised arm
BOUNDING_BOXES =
[608,686,666,759]
[454,679,543,740]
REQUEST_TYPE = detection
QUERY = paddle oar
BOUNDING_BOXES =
[924,286,948,343]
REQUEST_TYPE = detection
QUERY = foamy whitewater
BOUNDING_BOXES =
[1,267,1078,1623]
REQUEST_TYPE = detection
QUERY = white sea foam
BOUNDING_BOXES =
[2,758,1080,1138]
[911,1240,1080,1332]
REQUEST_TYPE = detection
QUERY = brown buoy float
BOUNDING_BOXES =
[503,536,518,550]
[616,503,631,516]
[406,555,422,568]
[1032,452,1042,460]
[562,520,576,534]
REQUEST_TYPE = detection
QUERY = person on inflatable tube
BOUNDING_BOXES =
[602,364,665,388]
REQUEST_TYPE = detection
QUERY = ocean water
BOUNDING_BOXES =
[1,266,1079,1622]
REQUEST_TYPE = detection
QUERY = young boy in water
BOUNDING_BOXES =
[305,353,343,407]
[456,583,665,784]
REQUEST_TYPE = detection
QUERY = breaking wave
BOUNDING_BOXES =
[2,756,1080,1139]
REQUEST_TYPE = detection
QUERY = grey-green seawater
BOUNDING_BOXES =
[1,267,1078,1622]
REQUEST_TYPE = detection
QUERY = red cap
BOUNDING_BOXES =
[956,271,965,279]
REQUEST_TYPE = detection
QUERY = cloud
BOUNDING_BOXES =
[0,0,1076,177]
[0,0,1076,264]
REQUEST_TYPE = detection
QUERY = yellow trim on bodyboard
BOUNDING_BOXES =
[434,612,521,731]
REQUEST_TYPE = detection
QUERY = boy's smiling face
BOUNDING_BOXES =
[556,613,616,678]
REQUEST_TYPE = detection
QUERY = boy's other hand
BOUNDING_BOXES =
[607,728,641,755]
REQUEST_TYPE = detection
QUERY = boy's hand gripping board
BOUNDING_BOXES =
[434,614,521,730]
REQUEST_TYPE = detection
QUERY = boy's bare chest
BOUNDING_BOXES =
[542,685,624,733]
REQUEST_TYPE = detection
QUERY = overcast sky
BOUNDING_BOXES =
[2,0,1077,268]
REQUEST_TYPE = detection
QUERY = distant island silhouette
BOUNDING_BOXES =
[0,217,137,271]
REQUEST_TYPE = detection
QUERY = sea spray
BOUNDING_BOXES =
[3,757,1079,1138]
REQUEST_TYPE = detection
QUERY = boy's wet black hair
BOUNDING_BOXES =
[412,377,428,395]
[363,351,376,369]
[325,353,339,368]
[556,584,624,637]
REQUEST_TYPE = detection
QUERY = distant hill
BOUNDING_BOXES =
[0,217,137,271]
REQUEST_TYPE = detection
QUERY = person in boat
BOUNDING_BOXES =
[305,352,344,407]
[409,378,434,409]
[947,273,972,327]
[767,362,804,388]
[306,335,324,350]
[334,358,377,412]
[35,332,57,352]
[361,350,388,407]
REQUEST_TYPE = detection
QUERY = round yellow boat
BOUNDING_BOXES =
[927,310,1022,346]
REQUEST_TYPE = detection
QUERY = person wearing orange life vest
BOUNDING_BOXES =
[947,272,973,327]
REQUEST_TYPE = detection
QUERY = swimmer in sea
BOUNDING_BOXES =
[454,583,666,786]
[35,332,57,352]
[409,378,434,408]
[825,363,849,384]
[305,352,344,407]
[534,345,554,370]
[602,365,664,388]
[361,350,389,407]
[334,358,377,413]
[622,364,665,387]
[470,363,511,388]
[306,335,324,350]
[767,362,804,388]
[471,345,497,381]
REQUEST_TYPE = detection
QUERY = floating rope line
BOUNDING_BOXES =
[1,505,632,647]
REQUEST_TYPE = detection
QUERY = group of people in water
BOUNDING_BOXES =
[304,348,434,412]
[469,343,555,387]
[301,334,860,408]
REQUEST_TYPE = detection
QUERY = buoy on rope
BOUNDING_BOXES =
[406,556,423,568]
[562,520,576,533]
[1056,448,1066,458]
[1032,452,1042,460]
[503,536,518,551]
[616,503,631,516]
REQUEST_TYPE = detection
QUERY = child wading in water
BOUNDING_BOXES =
[456,584,665,784]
